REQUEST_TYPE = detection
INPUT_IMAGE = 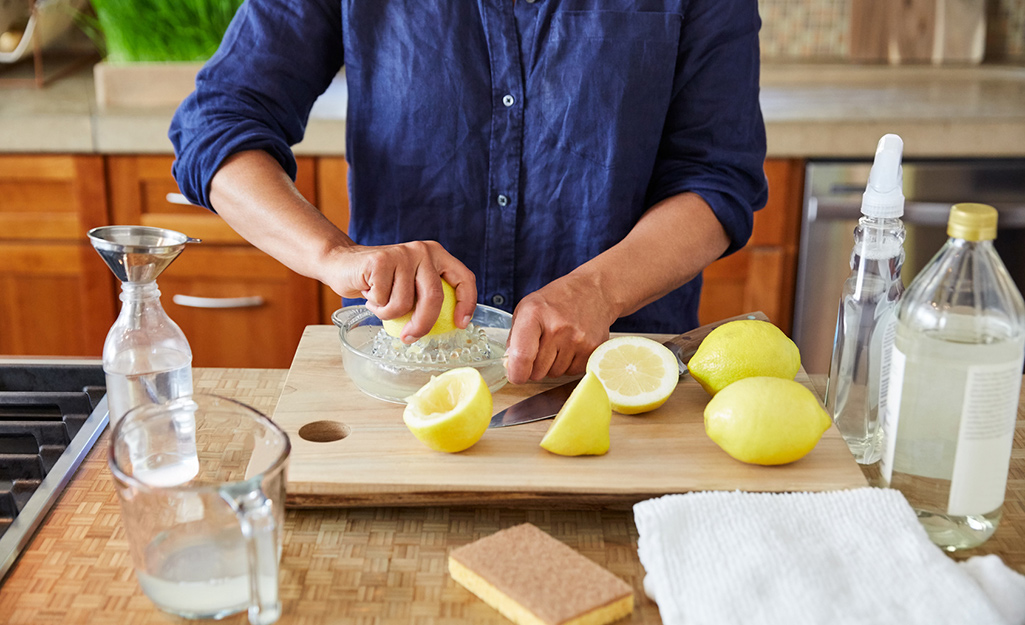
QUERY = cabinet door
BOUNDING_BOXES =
[0,155,115,357]
[316,157,350,323]
[106,155,321,368]
[699,158,804,333]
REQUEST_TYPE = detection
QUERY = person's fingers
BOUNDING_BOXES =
[370,261,418,322]
[441,265,478,329]
[505,314,542,385]
[360,264,395,312]
[564,351,591,378]
[545,345,578,379]
[403,268,444,342]
[529,334,560,382]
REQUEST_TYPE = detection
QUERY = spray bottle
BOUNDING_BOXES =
[824,133,906,465]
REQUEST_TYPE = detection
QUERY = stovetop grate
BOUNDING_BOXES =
[0,364,108,584]
[0,392,98,538]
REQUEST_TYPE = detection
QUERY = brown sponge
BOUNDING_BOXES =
[448,523,634,625]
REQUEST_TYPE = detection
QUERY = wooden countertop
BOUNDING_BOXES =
[0,367,1023,624]
[1,61,1024,158]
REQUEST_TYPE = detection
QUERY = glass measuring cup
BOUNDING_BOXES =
[109,393,289,624]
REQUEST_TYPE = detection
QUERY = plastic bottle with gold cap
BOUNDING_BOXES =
[881,203,1025,551]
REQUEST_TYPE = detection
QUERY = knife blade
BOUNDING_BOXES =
[488,311,769,428]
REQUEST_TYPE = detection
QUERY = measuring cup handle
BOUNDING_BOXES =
[228,489,282,625]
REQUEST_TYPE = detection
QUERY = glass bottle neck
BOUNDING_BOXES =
[119,281,161,302]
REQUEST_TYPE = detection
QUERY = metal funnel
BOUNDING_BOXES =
[88,226,200,284]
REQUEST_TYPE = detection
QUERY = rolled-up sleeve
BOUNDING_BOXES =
[169,0,344,209]
[646,0,768,256]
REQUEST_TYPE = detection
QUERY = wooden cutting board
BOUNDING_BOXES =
[849,0,985,64]
[272,326,867,508]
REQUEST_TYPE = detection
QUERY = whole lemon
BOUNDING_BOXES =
[688,320,800,395]
[704,376,831,465]
[382,278,458,338]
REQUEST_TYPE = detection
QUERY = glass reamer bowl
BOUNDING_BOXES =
[331,304,512,403]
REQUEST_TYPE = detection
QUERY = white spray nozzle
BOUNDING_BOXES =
[862,133,905,218]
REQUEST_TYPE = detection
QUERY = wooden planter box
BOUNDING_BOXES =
[93,61,203,109]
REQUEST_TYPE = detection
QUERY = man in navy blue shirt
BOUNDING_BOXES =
[170,0,767,385]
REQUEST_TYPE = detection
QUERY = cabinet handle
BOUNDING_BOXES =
[165,192,195,206]
[172,294,265,309]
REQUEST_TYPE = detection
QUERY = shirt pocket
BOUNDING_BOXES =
[537,11,681,170]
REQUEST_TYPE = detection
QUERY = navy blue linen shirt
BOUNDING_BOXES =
[170,0,767,334]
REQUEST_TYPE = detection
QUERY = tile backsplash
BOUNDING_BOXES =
[759,0,1025,63]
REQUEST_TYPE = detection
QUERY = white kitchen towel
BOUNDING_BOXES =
[634,488,1025,625]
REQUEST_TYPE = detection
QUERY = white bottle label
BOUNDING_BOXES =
[947,358,1023,516]
[880,346,906,485]
[877,316,897,432]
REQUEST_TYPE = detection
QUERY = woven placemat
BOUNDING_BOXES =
[0,368,1021,625]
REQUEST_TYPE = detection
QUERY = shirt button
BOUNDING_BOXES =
[502,94,515,107]
[524,0,538,3]
[491,294,506,306]
[497,194,509,207]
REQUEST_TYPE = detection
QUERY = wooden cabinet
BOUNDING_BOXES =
[0,151,804,362]
[315,157,351,324]
[699,158,805,334]
[0,155,115,357]
[105,155,331,368]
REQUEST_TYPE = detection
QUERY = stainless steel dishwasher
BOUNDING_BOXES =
[794,159,1025,374]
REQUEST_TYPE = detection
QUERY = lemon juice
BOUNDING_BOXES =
[135,528,275,620]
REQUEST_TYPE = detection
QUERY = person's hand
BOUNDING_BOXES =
[322,240,477,343]
[504,273,618,385]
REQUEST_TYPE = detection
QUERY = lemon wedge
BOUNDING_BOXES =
[704,376,831,465]
[403,367,492,453]
[540,371,612,456]
[585,336,680,414]
[688,320,801,396]
[383,278,459,338]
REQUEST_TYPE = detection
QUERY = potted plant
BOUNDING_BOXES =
[88,0,243,108]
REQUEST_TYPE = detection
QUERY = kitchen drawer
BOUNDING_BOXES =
[107,154,317,241]
[157,246,319,368]
[0,155,108,241]
[106,154,329,367]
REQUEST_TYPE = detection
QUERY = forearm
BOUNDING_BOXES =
[573,192,730,322]
[208,150,352,286]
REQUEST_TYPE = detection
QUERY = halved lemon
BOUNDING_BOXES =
[540,370,612,456]
[585,336,680,414]
[403,367,492,453]
[383,278,458,338]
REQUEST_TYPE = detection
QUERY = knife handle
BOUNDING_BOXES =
[663,311,770,364]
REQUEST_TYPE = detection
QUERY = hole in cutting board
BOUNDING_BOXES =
[298,420,351,443]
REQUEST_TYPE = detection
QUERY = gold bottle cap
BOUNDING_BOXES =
[947,203,997,241]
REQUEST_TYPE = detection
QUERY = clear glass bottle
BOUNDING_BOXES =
[825,134,906,465]
[881,203,1025,551]
[103,282,194,424]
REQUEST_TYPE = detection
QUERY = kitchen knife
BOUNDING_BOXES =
[488,311,769,428]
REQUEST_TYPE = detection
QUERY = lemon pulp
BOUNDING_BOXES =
[585,336,679,414]
[403,367,492,453]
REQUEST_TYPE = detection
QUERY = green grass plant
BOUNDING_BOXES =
[88,0,244,62]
